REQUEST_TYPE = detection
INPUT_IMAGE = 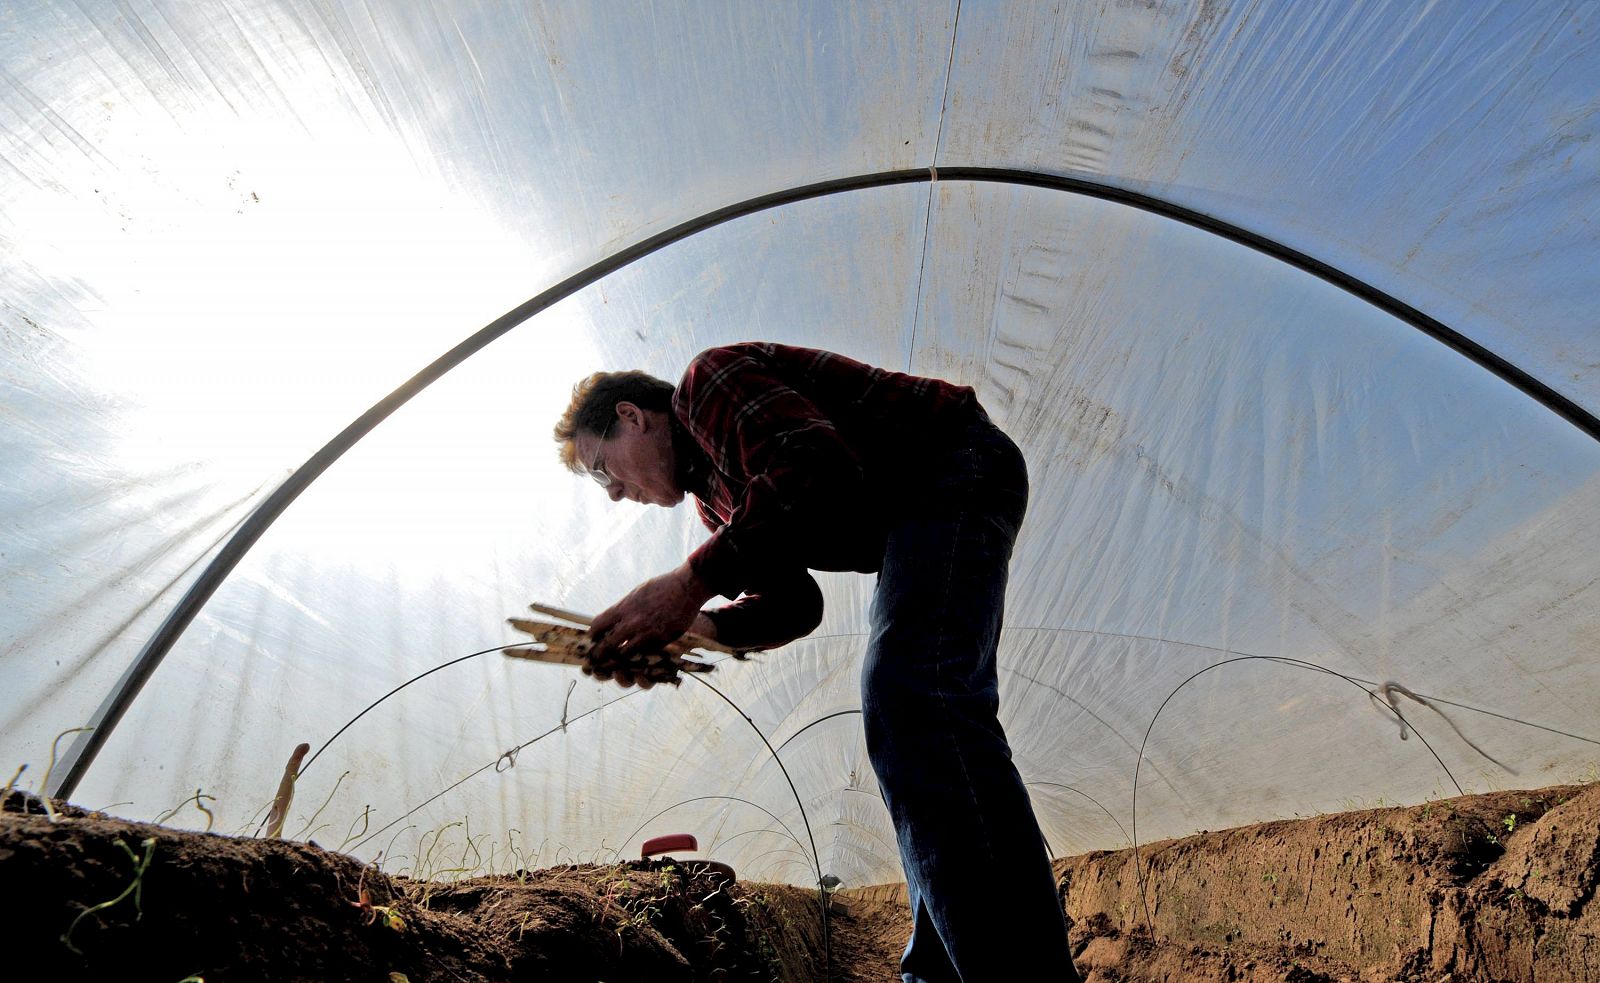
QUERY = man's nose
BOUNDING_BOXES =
[607,483,625,502]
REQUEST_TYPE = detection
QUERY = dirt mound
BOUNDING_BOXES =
[1,790,827,982]
[834,783,1600,981]
[1055,782,1600,981]
[1437,785,1600,981]
[4,783,1596,981]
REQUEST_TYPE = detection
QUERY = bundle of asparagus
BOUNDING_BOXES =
[505,603,737,687]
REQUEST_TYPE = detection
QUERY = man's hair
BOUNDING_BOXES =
[553,369,676,472]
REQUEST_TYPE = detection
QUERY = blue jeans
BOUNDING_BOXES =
[862,412,1081,983]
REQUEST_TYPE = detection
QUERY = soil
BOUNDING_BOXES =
[3,782,1596,982]
[1054,781,1600,982]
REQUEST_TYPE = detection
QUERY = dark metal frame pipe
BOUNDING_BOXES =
[53,165,1600,798]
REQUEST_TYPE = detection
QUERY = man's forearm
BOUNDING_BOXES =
[699,570,823,651]
[590,562,719,659]
[673,560,716,609]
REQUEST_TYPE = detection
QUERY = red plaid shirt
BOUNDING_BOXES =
[672,343,978,647]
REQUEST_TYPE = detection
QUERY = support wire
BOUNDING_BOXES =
[58,165,1600,813]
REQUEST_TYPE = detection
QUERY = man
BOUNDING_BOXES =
[555,342,1080,982]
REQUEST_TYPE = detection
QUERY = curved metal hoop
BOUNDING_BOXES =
[56,166,1598,798]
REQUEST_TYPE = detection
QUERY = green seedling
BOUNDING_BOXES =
[415,820,465,881]
[2,763,26,804]
[62,837,157,954]
[349,866,406,932]
[1502,813,1517,834]
[338,805,373,851]
[367,903,406,932]
[154,789,216,831]
[458,818,485,872]
[37,726,95,822]
[375,824,418,874]
[503,832,531,884]
[291,769,349,841]
[513,912,545,940]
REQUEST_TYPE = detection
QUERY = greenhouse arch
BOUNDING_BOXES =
[5,4,1599,978]
[52,165,1599,802]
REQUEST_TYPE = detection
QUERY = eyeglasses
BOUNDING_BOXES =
[585,413,617,487]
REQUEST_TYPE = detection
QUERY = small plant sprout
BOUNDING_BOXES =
[62,837,157,954]
[349,866,406,932]
[1502,813,1517,834]
[377,824,418,873]
[415,821,465,881]
[291,769,351,841]
[338,805,373,851]
[154,789,217,831]
[38,726,95,822]
[3,762,26,803]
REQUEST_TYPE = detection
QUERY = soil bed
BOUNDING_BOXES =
[3,782,1596,981]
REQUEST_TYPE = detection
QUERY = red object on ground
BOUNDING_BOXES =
[640,833,738,884]
[640,833,698,858]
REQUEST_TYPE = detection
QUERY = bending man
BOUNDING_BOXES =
[554,341,1080,982]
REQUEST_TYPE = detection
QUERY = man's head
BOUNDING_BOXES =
[554,370,685,507]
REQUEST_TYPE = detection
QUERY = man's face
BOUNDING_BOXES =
[578,402,685,508]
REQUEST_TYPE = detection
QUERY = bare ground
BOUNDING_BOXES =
[3,782,1596,981]
[839,782,1600,981]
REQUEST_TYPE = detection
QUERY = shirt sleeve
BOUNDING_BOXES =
[677,346,867,598]
[700,568,824,651]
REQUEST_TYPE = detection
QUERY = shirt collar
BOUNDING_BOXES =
[671,413,711,498]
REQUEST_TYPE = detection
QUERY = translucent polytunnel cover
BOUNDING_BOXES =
[3,2,1598,889]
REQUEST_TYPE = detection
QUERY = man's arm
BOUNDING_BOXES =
[687,499,823,651]
[589,560,715,659]
[591,504,822,656]
[700,568,824,651]
[677,347,866,599]
[592,347,852,671]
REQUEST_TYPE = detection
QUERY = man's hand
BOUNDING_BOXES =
[587,563,715,685]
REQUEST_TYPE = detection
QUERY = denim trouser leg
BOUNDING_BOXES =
[861,417,1080,983]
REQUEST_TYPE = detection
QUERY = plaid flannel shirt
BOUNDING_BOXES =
[672,342,978,648]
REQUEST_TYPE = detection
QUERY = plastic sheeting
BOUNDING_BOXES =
[3,1,1598,889]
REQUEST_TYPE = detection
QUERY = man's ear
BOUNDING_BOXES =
[614,401,643,429]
